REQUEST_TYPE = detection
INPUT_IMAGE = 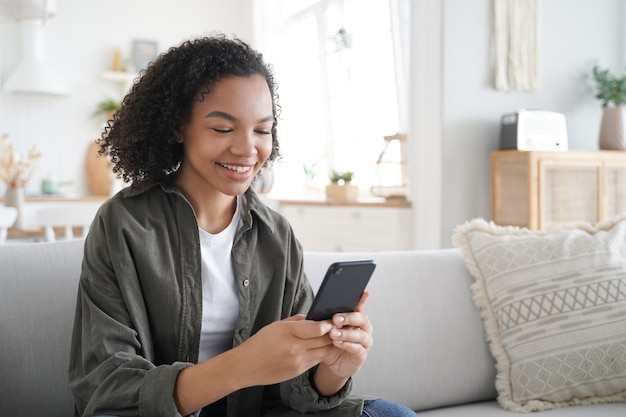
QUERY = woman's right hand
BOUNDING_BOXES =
[235,315,335,386]
[175,315,335,415]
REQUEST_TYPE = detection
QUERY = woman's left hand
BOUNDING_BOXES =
[313,290,373,394]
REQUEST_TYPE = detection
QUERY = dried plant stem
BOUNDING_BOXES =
[0,133,42,188]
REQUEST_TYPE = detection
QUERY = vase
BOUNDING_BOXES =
[4,186,26,230]
[599,106,626,150]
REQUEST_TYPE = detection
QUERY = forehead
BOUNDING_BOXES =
[191,75,273,115]
[196,74,271,100]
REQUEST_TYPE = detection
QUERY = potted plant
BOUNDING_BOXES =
[93,99,121,120]
[0,133,42,229]
[325,170,358,200]
[592,64,626,150]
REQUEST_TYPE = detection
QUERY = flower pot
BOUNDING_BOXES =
[4,186,26,230]
[599,106,626,150]
[325,183,358,201]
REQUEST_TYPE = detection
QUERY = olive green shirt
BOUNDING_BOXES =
[68,183,364,417]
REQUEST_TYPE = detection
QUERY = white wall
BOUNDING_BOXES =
[0,0,252,196]
[2,0,623,249]
[434,0,623,247]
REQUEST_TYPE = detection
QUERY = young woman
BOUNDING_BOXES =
[68,34,415,417]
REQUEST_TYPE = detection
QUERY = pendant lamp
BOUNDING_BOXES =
[0,0,68,96]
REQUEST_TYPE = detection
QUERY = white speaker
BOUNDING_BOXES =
[500,109,568,151]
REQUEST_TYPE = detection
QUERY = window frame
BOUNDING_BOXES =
[254,0,410,194]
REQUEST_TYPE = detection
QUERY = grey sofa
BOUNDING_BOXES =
[1,240,623,416]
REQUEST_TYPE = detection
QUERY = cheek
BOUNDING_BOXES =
[258,137,274,161]
[192,134,218,156]
[182,138,215,166]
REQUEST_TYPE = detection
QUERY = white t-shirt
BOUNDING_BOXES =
[197,195,243,363]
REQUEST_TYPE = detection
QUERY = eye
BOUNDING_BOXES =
[255,124,273,135]
[212,128,233,133]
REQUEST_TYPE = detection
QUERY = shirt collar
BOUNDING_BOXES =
[124,180,277,234]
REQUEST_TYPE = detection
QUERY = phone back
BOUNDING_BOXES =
[307,260,376,321]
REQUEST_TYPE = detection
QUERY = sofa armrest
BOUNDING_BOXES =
[0,240,84,417]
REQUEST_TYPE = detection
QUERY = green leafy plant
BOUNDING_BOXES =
[332,27,353,51]
[592,64,626,107]
[93,99,122,117]
[303,162,318,180]
[329,170,354,184]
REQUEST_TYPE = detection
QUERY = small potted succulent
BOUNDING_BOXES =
[325,170,358,200]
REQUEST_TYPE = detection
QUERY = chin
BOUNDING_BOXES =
[222,184,252,197]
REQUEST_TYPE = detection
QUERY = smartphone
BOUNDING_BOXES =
[306,260,376,321]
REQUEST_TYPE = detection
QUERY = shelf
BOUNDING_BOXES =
[101,71,138,97]
[278,197,411,208]
[102,71,137,83]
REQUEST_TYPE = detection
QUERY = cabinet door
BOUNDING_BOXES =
[491,153,529,227]
[280,205,411,252]
[538,159,600,229]
[604,163,626,218]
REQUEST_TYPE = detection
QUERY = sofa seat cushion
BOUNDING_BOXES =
[454,216,626,412]
[418,400,626,416]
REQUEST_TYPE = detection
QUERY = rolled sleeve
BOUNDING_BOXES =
[140,362,197,417]
[279,368,352,413]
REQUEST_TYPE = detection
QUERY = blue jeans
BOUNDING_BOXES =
[361,399,417,416]
[197,398,417,416]
[96,399,416,417]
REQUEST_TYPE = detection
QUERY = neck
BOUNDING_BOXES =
[176,183,238,234]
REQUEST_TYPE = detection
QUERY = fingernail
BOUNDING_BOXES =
[334,315,345,324]
[331,329,342,338]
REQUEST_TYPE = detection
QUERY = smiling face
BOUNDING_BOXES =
[175,74,274,200]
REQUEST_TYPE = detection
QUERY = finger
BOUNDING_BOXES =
[354,290,370,312]
[284,314,307,322]
[287,319,334,339]
[329,326,373,349]
[332,311,372,334]
[330,290,369,328]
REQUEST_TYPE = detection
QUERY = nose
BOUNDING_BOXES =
[230,129,258,157]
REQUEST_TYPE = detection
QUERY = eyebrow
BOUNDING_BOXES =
[204,110,274,124]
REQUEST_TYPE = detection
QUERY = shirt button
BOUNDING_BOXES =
[243,279,250,287]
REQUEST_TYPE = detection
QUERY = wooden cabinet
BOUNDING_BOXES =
[491,150,626,229]
[279,199,412,252]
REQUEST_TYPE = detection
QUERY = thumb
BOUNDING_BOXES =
[284,314,307,322]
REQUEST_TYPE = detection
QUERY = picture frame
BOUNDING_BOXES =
[131,39,158,73]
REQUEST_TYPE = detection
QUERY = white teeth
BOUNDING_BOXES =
[221,163,251,173]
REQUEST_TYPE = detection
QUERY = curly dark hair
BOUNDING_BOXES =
[98,33,281,186]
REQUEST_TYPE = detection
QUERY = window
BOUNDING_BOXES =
[257,0,409,197]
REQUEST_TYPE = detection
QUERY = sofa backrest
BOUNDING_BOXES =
[0,240,498,415]
[0,239,84,417]
[304,249,498,411]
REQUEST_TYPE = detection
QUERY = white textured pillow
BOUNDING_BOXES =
[453,216,626,412]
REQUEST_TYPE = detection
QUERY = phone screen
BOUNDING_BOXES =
[306,260,376,321]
